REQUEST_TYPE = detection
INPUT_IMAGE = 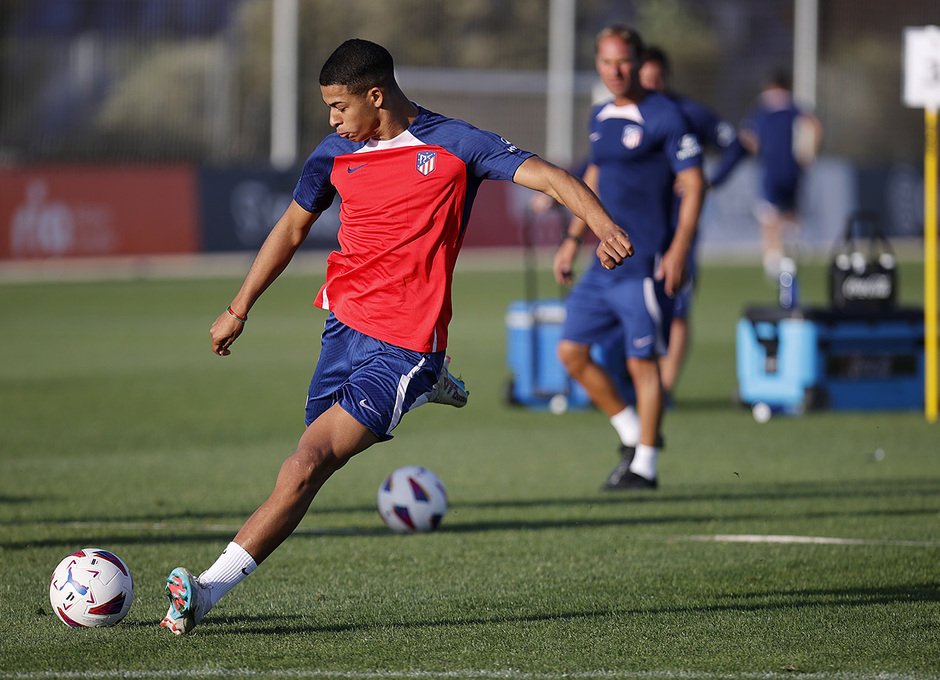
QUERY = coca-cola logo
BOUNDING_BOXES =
[841,274,893,300]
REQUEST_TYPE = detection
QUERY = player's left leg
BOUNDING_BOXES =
[602,278,671,491]
[599,356,661,491]
[660,316,688,397]
[162,404,379,635]
[234,405,379,562]
[660,277,693,399]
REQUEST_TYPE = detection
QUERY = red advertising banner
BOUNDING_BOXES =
[461,180,526,248]
[0,165,200,259]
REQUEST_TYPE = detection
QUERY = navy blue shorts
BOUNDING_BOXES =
[561,272,673,359]
[762,174,800,212]
[305,314,446,441]
[672,277,694,321]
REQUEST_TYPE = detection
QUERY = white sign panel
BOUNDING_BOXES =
[904,26,940,109]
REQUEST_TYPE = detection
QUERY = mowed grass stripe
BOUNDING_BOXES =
[1,670,938,680]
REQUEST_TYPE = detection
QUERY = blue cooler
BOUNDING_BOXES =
[505,299,592,409]
[736,306,925,413]
[736,307,821,414]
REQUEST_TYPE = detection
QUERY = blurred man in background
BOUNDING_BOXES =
[554,26,704,491]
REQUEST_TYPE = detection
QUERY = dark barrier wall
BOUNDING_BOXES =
[197,167,527,253]
[0,165,200,259]
[198,167,340,252]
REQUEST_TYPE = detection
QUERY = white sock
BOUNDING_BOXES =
[629,444,658,481]
[610,406,640,447]
[199,541,258,608]
[763,250,783,280]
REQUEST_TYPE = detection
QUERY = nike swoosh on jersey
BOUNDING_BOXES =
[359,398,381,415]
[633,335,654,349]
[347,163,367,173]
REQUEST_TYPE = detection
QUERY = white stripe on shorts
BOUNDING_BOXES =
[642,277,668,356]
[387,356,428,434]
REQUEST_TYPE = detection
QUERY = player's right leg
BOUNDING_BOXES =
[161,319,440,635]
[557,339,625,416]
[599,278,671,491]
[414,355,468,408]
[557,274,625,416]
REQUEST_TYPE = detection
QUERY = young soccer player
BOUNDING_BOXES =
[161,38,634,635]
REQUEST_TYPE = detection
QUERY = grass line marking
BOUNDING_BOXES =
[679,534,940,547]
[6,520,940,547]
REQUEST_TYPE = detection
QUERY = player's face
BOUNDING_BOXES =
[321,84,381,142]
[639,60,666,93]
[595,37,640,101]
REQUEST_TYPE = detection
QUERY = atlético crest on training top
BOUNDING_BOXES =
[416,151,437,176]
[621,124,643,149]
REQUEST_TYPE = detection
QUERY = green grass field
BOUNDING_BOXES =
[1,254,938,679]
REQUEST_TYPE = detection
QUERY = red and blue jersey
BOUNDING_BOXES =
[293,105,533,353]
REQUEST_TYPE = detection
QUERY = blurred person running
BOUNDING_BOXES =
[738,69,823,281]
[161,38,634,635]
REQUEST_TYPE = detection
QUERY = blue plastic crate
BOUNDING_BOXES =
[813,310,924,410]
[736,306,925,413]
[736,310,820,413]
[505,299,592,409]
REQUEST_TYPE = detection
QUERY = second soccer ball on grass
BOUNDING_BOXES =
[377,466,448,533]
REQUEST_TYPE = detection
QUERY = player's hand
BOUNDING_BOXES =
[210,310,245,356]
[656,248,688,297]
[553,239,579,285]
[595,229,634,270]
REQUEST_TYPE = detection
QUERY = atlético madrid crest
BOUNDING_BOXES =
[621,124,643,149]
[416,151,437,176]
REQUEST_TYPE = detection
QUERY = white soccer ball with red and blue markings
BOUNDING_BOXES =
[49,548,134,627]
[377,466,448,533]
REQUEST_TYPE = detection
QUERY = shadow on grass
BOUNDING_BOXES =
[183,583,940,637]
[3,478,939,551]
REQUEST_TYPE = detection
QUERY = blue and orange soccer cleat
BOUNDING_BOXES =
[161,567,212,635]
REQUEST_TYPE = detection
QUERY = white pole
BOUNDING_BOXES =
[271,0,299,170]
[546,0,576,166]
[793,0,818,108]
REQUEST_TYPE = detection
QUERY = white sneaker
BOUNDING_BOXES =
[428,356,469,407]
[161,567,212,635]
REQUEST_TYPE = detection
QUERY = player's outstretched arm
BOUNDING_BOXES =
[211,201,319,356]
[513,156,633,271]
[552,163,598,286]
